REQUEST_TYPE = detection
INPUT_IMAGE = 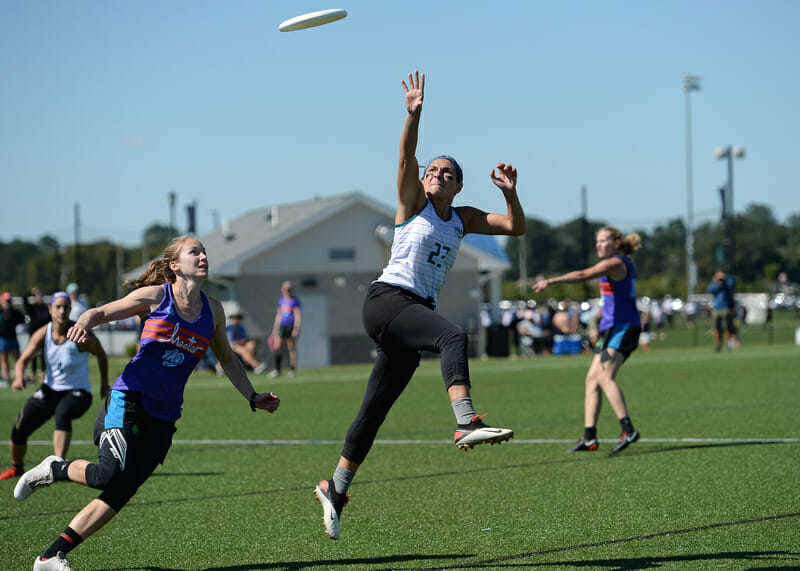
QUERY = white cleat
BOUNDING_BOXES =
[454,414,514,450]
[33,551,74,570]
[314,479,349,540]
[14,455,62,501]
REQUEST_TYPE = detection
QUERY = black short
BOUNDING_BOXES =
[89,390,176,512]
[11,385,92,444]
[596,324,641,361]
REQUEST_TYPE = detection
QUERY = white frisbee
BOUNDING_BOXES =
[279,9,347,32]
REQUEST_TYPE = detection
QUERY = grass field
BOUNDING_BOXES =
[1,322,799,570]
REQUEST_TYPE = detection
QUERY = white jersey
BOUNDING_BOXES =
[43,322,91,392]
[376,200,464,307]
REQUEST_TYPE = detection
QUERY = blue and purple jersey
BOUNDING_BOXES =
[278,296,300,327]
[598,255,641,333]
[112,283,214,421]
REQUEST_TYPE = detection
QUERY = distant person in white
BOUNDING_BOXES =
[66,283,88,322]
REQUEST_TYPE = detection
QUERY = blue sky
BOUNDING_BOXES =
[2,1,798,246]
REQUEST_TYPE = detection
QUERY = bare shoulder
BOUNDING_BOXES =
[129,284,167,306]
[27,324,49,348]
[455,205,488,234]
[205,296,226,327]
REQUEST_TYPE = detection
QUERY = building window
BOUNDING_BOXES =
[329,247,355,261]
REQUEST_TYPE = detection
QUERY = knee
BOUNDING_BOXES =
[439,326,467,350]
[54,415,73,433]
[10,424,29,446]
[98,488,133,513]
[585,369,605,390]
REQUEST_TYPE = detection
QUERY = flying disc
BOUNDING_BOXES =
[279,9,347,32]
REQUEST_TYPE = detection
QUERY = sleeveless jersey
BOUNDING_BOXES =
[112,283,214,421]
[598,255,641,332]
[43,322,91,392]
[376,200,464,307]
[278,296,300,327]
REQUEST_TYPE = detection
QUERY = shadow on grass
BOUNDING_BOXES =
[149,472,222,477]
[415,512,800,569]
[426,550,800,569]
[105,553,472,571]
[608,439,786,459]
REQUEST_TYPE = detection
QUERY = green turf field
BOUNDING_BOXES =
[1,332,798,569]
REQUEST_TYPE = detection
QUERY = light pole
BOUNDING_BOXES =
[714,145,746,274]
[683,74,701,299]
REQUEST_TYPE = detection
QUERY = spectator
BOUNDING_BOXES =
[639,310,651,352]
[707,270,740,351]
[552,299,579,335]
[1,292,25,387]
[24,288,52,381]
[66,283,88,322]
[684,300,697,328]
[661,295,674,329]
[226,313,267,374]
[650,299,665,340]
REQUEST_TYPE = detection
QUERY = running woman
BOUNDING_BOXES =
[314,70,526,540]
[14,236,280,571]
[1,292,108,481]
[535,226,642,454]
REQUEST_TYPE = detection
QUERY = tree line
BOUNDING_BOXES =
[0,224,176,307]
[1,204,798,307]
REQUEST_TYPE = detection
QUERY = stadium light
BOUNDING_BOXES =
[683,74,701,299]
[714,145,746,274]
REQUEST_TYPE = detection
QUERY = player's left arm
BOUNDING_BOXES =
[459,163,525,236]
[292,303,301,337]
[209,298,279,412]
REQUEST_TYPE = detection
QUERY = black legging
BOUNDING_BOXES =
[341,283,469,463]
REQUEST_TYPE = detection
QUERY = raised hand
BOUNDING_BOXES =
[402,70,425,115]
[490,163,518,193]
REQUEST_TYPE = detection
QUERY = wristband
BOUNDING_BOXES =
[248,392,258,412]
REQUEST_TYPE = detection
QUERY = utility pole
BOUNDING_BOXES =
[714,145,746,274]
[581,185,590,301]
[73,202,81,286]
[683,74,701,299]
[169,191,177,235]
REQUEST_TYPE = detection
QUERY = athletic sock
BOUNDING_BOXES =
[332,466,355,495]
[274,354,282,373]
[43,526,83,558]
[451,397,476,425]
[620,417,634,434]
[52,461,72,482]
[583,427,597,440]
